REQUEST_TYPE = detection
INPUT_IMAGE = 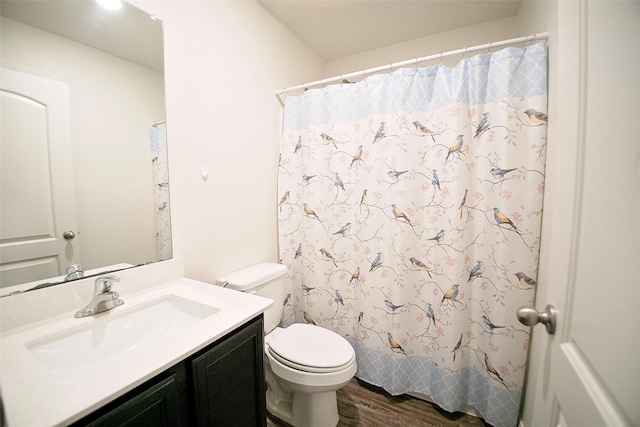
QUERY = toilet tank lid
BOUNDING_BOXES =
[218,262,287,291]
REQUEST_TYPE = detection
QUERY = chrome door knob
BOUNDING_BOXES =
[63,230,76,240]
[517,304,557,334]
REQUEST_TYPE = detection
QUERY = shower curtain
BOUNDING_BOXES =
[150,122,172,261]
[278,42,547,427]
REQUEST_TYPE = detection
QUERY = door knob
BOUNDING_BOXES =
[517,304,557,334]
[63,230,76,240]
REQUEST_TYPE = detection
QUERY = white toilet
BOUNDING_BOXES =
[218,262,357,427]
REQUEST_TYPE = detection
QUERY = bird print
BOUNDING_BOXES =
[425,303,436,326]
[484,353,508,387]
[493,207,518,231]
[409,257,433,278]
[157,182,169,190]
[444,134,464,164]
[369,252,383,271]
[334,173,345,191]
[320,132,337,148]
[294,243,302,259]
[490,167,517,180]
[452,333,463,361]
[474,112,492,139]
[319,248,338,267]
[158,202,168,212]
[468,261,484,282]
[440,284,460,306]
[387,169,408,180]
[373,122,386,144]
[349,267,360,284]
[427,229,445,244]
[514,272,537,287]
[412,120,436,142]
[283,293,291,306]
[360,189,368,206]
[358,311,364,324]
[458,189,468,219]
[303,311,316,325]
[350,145,363,169]
[387,333,407,355]
[334,290,344,306]
[303,203,320,220]
[302,174,316,183]
[333,222,351,236]
[301,283,315,294]
[151,156,158,165]
[482,315,505,333]
[524,108,548,125]
[293,135,302,153]
[431,170,441,191]
[384,299,404,312]
[391,204,412,225]
[278,191,290,211]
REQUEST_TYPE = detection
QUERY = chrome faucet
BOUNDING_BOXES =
[75,275,124,318]
[65,264,84,281]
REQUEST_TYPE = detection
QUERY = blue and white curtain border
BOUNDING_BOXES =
[282,42,548,131]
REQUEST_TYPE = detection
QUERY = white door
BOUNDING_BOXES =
[521,1,639,426]
[0,69,81,291]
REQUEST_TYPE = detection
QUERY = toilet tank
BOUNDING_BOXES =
[217,262,287,333]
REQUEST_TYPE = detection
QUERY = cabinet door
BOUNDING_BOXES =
[191,315,266,427]
[76,365,190,427]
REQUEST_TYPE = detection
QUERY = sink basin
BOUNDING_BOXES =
[27,295,219,383]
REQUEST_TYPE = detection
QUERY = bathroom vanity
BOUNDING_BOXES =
[72,315,265,427]
[0,263,272,427]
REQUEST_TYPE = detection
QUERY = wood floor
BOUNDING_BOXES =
[266,378,491,427]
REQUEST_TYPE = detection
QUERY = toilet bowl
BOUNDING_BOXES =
[265,325,356,427]
[218,263,357,427]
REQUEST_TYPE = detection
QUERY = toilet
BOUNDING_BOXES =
[218,262,357,427]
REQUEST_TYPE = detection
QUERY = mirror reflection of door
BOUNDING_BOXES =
[0,68,81,290]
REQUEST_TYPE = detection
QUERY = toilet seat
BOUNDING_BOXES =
[267,323,355,373]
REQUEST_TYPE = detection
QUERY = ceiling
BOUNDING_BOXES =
[257,0,522,61]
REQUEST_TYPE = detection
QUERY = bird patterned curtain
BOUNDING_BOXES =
[278,42,547,427]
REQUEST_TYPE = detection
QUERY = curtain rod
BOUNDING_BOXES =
[275,32,548,97]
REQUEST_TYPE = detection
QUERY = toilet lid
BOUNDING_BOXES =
[268,323,355,371]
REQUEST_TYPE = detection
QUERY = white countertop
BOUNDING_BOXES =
[0,278,272,427]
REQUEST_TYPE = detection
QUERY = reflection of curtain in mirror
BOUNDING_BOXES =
[150,122,172,261]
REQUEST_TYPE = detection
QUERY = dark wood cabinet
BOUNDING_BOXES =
[192,314,266,426]
[81,365,190,427]
[72,315,265,427]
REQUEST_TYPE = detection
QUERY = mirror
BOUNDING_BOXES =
[0,0,170,296]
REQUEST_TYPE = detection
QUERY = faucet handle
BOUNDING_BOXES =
[94,275,122,293]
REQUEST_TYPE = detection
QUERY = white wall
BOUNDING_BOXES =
[325,16,522,77]
[132,1,324,283]
[325,1,550,79]
[1,17,164,270]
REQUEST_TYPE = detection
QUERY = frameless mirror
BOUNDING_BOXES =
[0,0,171,296]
